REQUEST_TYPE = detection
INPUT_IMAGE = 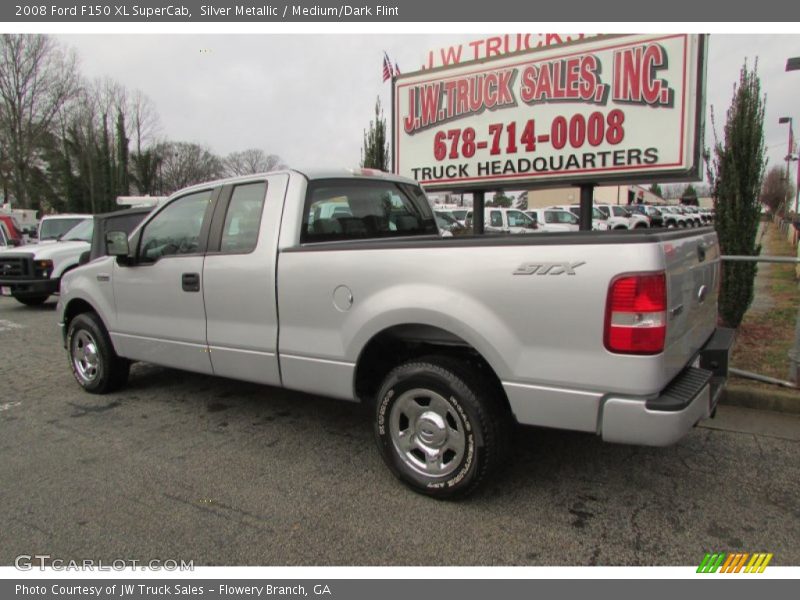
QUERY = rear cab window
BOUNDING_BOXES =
[301,179,438,243]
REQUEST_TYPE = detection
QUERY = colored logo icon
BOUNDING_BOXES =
[697,552,773,573]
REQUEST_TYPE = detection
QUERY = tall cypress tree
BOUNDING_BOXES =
[116,110,130,197]
[707,62,766,328]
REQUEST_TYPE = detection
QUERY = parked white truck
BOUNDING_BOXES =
[58,169,732,498]
[0,217,93,305]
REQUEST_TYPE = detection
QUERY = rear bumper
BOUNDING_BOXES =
[600,328,735,446]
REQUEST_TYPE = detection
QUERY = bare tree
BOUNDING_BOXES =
[128,89,160,155]
[760,165,795,215]
[224,148,286,176]
[0,34,80,209]
[157,141,224,194]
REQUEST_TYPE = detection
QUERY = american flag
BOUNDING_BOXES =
[382,52,392,82]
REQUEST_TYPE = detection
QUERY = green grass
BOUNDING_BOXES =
[731,221,800,382]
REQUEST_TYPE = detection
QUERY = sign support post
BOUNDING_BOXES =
[472,190,485,234]
[578,184,595,231]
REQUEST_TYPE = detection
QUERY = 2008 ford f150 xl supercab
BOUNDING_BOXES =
[57,169,733,498]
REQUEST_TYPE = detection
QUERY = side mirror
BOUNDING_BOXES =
[78,250,90,266]
[106,231,130,257]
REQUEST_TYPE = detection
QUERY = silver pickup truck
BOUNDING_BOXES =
[58,169,732,498]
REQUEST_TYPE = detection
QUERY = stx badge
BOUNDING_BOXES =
[513,261,585,276]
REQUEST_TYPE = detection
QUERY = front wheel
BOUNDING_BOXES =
[67,312,130,394]
[13,294,49,306]
[374,357,509,499]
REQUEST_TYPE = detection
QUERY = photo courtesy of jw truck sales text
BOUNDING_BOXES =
[395,34,706,190]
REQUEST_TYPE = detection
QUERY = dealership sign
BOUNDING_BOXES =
[394,34,707,191]
[420,33,595,70]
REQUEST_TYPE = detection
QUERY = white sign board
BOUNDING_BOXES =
[394,34,706,191]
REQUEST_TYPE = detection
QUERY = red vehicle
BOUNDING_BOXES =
[0,215,24,246]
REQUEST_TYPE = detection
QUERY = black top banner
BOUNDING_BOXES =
[3,0,799,22]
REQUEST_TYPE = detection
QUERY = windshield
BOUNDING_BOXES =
[612,206,631,217]
[451,209,468,220]
[506,210,534,227]
[546,210,578,224]
[435,211,459,226]
[39,217,89,240]
[568,206,606,220]
[61,219,94,242]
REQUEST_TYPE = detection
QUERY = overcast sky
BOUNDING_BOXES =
[56,33,800,184]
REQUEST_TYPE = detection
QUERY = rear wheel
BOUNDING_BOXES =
[67,312,130,394]
[374,356,510,499]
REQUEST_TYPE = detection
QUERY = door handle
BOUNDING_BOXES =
[182,272,200,292]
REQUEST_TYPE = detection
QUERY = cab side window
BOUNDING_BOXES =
[220,182,267,254]
[138,190,212,263]
[301,179,437,243]
[490,211,503,227]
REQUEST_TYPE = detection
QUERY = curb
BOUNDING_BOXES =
[720,381,800,414]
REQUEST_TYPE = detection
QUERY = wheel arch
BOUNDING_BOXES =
[353,323,511,415]
[53,258,81,280]
[63,296,108,337]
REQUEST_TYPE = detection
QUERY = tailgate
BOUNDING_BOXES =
[662,229,719,378]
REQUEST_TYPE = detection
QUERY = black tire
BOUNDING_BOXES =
[13,294,49,306]
[374,356,510,499]
[66,312,130,394]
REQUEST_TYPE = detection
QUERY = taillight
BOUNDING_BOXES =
[604,272,667,355]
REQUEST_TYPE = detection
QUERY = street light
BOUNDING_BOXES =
[779,116,794,184]
[784,58,800,383]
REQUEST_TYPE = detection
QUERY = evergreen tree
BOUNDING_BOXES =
[649,183,663,198]
[116,110,130,197]
[706,62,766,328]
[361,97,389,171]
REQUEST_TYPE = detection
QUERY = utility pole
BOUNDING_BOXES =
[783,57,800,382]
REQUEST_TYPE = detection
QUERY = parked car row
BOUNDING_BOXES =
[434,203,715,235]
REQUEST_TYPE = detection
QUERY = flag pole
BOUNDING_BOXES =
[390,67,396,174]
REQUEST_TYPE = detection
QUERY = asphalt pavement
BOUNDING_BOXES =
[1,296,798,566]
